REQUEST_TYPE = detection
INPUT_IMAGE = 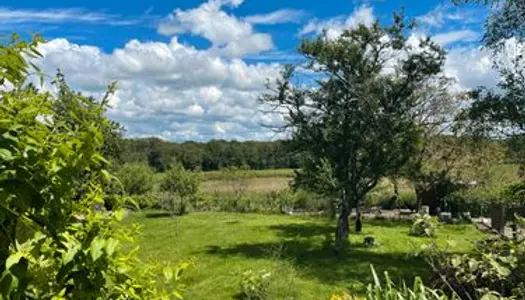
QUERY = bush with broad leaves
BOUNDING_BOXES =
[0,34,186,299]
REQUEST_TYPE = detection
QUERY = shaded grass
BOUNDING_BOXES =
[128,212,485,300]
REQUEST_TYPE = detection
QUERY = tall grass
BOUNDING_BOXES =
[202,169,295,181]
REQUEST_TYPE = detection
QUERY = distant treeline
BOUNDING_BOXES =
[116,138,299,171]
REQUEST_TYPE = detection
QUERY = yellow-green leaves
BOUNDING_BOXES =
[0,35,186,299]
[89,237,105,262]
[0,149,13,161]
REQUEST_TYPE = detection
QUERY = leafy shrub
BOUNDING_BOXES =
[397,192,418,210]
[292,189,331,212]
[366,190,417,210]
[0,35,184,299]
[195,189,330,215]
[447,182,525,219]
[132,192,189,212]
[428,222,525,299]
[116,162,154,195]
[410,213,437,237]
[160,163,202,215]
[238,270,272,300]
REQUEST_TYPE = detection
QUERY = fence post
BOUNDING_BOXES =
[491,203,506,235]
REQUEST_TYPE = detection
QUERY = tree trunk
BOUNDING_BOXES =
[393,179,399,197]
[415,184,424,212]
[335,203,350,251]
[355,202,362,233]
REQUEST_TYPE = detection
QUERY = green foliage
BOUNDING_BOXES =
[148,149,168,172]
[118,138,298,171]
[189,189,329,215]
[447,181,525,219]
[0,36,184,299]
[0,33,43,86]
[365,180,417,210]
[410,213,437,237]
[51,70,124,161]
[160,163,202,215]
[116,163,155,196]
[238,270,272,300]
[428,231,525,299]
[366,266,454,300]
[458,0,525,169]
[453,0,525,49]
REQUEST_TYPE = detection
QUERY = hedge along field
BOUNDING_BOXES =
[131,163,522,216]
[140,168,418,213]
[127,212,486,300]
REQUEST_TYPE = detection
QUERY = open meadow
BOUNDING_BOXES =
[128,211,485,299]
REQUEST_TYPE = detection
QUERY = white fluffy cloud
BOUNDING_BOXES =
[444,46,497,90]
[157,0,273,57]
[29,1,517,142]
[445,38,525,90]
[35,37,283,141]
[299,5,375,39]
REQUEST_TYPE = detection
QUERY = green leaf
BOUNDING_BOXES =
[100,169,112,183]
[6,252,23,269]
[90,237,105,262]
[0,149,13,161]
[63,244,79,264]
[163,267,173,281]
[173,290,184,299]
[105,238,118,257]
[480,293,500,300]
[2,132,18,143]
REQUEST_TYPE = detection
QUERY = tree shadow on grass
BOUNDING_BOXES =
[205,220,430,294]
[267,223,333,238]
[206,240,428,294]
[267,219,412,239]
[145,212,173,219]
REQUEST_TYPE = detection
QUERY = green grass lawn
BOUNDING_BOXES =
[128,212,485,300]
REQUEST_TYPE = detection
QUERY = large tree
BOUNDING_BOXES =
[261,16,446,250]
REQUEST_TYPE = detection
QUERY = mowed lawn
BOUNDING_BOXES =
[128,212,485,300]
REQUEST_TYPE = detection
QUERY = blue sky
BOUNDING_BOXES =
[1,0,497,141]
